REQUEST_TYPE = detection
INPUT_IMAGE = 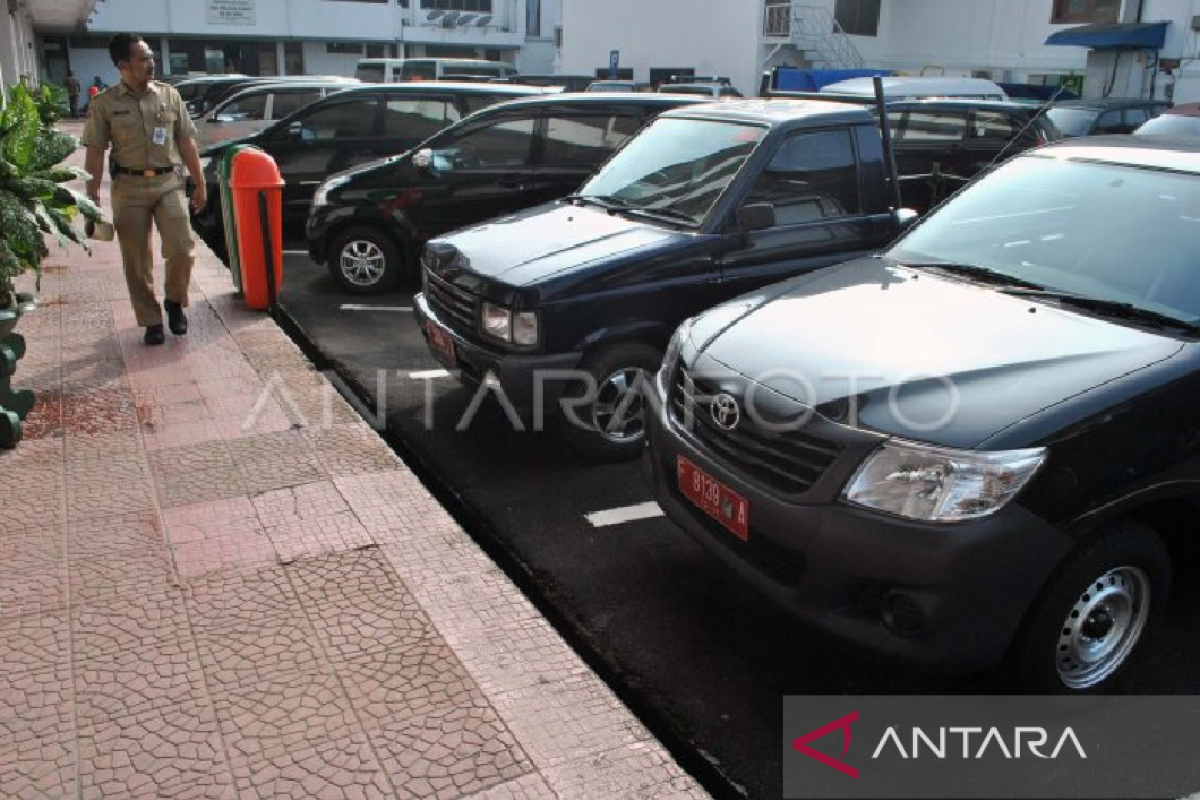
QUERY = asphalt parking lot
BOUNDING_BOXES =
[275,250,1200,800]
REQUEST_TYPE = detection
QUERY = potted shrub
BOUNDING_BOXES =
[0,81,103,447]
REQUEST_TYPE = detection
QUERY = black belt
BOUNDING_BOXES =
[113,165,176,177]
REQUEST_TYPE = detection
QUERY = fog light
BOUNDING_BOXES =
[881,592,925,636]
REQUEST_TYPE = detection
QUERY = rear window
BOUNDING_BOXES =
[357,64,386,83]
[894,111,967,142]
[1046,108,1099,137]
[272,91,322,119]
[971,111,1019,142]
[542,115,642,168]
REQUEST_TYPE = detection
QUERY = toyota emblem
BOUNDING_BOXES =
[710,393,741,431]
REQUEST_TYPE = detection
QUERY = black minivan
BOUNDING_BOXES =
[305,93,707,293]
[646,137,1200,693]
[190,83,545,254]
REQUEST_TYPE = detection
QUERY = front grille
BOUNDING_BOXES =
[671,362,842,495]
[425,269,478,333]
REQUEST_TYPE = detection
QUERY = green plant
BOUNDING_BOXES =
[0,81,101,309]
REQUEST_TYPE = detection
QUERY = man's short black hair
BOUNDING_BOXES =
[108,33,145,67]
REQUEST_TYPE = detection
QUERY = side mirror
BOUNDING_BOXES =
[892,208,920,231]
[737,203,775,232]
[412,148,439,176]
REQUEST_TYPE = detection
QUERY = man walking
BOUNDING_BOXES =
[82,34,207,345]
[64,71,81,118]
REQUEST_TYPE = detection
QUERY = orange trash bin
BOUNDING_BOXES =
[228,147,285,311]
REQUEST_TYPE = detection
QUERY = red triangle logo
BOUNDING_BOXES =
[792,710,859,779]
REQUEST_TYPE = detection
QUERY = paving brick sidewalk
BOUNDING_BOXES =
[0,125,708,799]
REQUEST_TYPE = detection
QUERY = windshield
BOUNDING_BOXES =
[1135,115,1200,137]
[578,118,767,226]
[887,156,1200,323]
[1046,107,1099,137]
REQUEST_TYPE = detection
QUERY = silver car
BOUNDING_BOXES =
[196,81,358,148]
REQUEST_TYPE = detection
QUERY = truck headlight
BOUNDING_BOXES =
[842,441,1046,522]
[481,302,538,346]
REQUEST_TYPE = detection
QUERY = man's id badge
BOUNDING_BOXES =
[152,126,166,146]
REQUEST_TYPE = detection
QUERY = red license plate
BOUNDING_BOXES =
[677,456,749,541]
[426,319,457,370]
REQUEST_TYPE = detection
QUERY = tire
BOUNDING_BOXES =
[328,225,404,295]
[558,341,662,463]
[1011,520,1170,694]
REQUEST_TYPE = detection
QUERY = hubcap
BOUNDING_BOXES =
[591,366,650,444]
[339,240,386,287]
[1055,566,1150,690]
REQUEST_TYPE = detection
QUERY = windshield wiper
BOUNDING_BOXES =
[567,194,632,211]
[900,260,1045,290]
[999,288,1200,332]
[622,206,697,226]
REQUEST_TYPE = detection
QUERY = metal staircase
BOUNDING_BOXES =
[763,3,865,69]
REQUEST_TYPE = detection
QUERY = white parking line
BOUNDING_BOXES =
[409,369,451,379]
[282,249,308,255]
[584,501,665,528]
[339,304,412,312]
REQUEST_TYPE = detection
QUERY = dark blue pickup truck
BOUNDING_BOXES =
[414,99,923,460]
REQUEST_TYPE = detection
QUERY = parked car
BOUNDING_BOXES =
[586,80,654,93]
[178,75,358,118]
[490,74,596,92]
[412,99,945,461]
[1046,99,1168,137]
[195,81,356,148]
[174,75,248,115]
[191,82,546,255]
[306,92,709,293]
[355,58,517,84]
[659,83,744,99]
[883,99,1062,209]
[820,76,1009,101]
[645,136,1200,693]
[1134,103,1200,137]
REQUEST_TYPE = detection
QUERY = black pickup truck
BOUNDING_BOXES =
[414,99,928,460]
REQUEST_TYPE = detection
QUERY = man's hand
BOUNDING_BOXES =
[190,182,207,215]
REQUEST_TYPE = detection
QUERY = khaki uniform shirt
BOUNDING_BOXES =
[81,81,197,172]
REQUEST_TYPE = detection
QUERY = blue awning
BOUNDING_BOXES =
[1045,22,1169,50]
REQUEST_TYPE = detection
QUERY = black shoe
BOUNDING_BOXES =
[144,324,165,346]
[164,300,188,335]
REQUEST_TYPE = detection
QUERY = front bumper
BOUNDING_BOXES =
[643,378,1073,671]
[413,292,582,418]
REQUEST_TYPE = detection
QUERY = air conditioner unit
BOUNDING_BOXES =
[1192,14,1200,32]
[554,25,563,48]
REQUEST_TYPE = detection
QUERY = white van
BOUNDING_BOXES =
[820,76,1008,101]
[355,58,517,84]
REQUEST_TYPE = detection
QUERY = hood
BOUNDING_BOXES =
[434,203,688,287]
[200,129,262,157]
[696,258,1185,448]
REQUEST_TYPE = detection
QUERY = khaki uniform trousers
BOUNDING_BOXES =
[111,172,195,327]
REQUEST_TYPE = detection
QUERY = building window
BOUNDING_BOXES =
[526,0,541,36]
[421,0,492,11]
[365,43,397,58]
[284,41,304,75]
[1050,0,1119,24]
[327,42,365,54]
[834,0,881,37]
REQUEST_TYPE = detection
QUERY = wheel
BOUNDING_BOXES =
[328,226,404,294]
[1012,520,1170,694]
[558,342,662,463]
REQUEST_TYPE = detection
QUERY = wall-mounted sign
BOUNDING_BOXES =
[207,0,256,26]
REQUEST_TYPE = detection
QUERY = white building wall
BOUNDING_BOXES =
[2,6,40,92]
[300,42,364,77]
[561,0,762,92]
